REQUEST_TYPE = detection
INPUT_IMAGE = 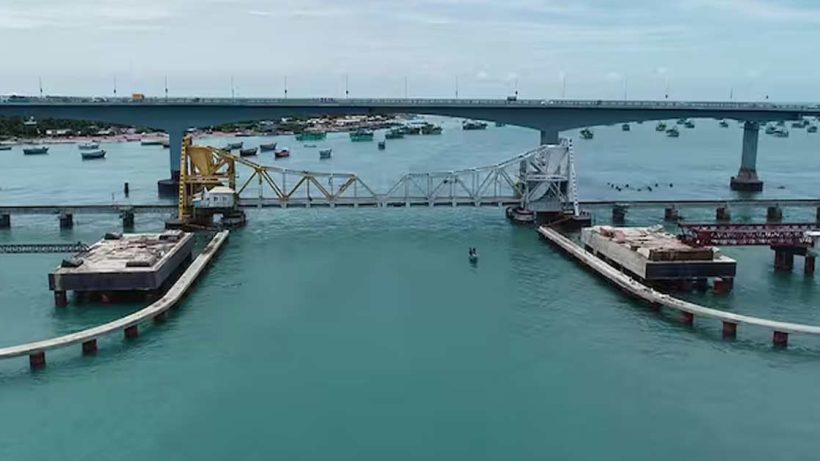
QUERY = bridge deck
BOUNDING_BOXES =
[1,198,819,215]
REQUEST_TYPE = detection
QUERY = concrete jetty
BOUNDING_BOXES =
[0,230,229,369]
[539,226,820,348]
[48,231,194,306]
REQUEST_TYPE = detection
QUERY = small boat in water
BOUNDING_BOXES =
[468,247,478,264]
[140,139,164,146]
[0,145,12,151]
[772,128,789,138]
[162,140,170,149]
[319,148,332,159]
[350,129,374,142]
[462,120,488,130]
[259,142,277,152]
[274,148,290,159]
[656,122,667,131]
[78,142,100,150]
[666,127,680,137]
[719,120,729,128]
[580,128,594,139]
[385,129,404,140]
[421,124,443,135]
[23,146,49,155]
[378,140,386,150]
[808,125,818,133]
[621,123,631,131]
[224,141,243,150]
[295,131,327,141]
[676,118,687,125]
[304,144,317,148]
[81,150,106,160]
[684,120,695,129]
[239,147,258,157]
[765,124,777,135]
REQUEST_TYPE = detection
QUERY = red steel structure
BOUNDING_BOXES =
[679,223,820,247]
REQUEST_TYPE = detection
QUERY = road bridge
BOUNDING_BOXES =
[3,97,818,194]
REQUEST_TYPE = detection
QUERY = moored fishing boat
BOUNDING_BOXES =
[23,146,49,155]
[719,120,729,128]
[274,148,290,159]
[80,150,106,160]
[319,148,332,159]
[259,142,277,152]
[656,122,667,131]
[666,127,680,137]
[0,145,12,151]
[350,129,374,142]
[462,120,488,130]
[580,128,594,139]
[224,141,243,150]
[140,139,164,146]
[378,140,386,150]
[78,142,100,150]
[239,147,258,157]
[621,123,631,131]
[385,129,404,140]
[295,130,327,141]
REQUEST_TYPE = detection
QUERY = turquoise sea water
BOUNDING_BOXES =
[1,118,820,459]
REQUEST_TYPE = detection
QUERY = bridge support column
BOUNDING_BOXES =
[805,255,815,275]
[539,128,560,146]
[773,331,789,348]
[716,207,731,222]
[82,339,98,355]
[730,121,763,192]
[54,290,67,307]
[157,128,184,196]
[722,321,737,339]
[766,205,783,222]
[612,205,627,225]
[121,209,135,230]
[29,352,46,370]
[124,325,139,340]
[774,250,794,272]
[0,213,9,229]
[713,277,733,294]
[664,207,680,221]
[58,213,73,229]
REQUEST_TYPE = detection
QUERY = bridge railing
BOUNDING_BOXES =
[3,96,818,112]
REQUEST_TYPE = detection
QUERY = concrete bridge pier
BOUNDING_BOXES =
[730,121,764,192]
[58,213,73,229]
[0,213,9,229]
[121,208,135,230]
[157,128,184,196]
[539,128,560,146]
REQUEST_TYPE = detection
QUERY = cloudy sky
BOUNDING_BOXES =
[1,0,819,100]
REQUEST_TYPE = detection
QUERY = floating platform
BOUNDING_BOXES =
[580,225,736,290]
[48,231,194,305]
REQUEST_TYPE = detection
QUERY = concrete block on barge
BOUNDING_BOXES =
[580,225,736,291]
[48,231,194,305]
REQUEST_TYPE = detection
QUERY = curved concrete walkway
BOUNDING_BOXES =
[0,230,229,369]
[539,226,820,347]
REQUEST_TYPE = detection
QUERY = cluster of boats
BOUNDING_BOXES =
[222,141,332,160]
